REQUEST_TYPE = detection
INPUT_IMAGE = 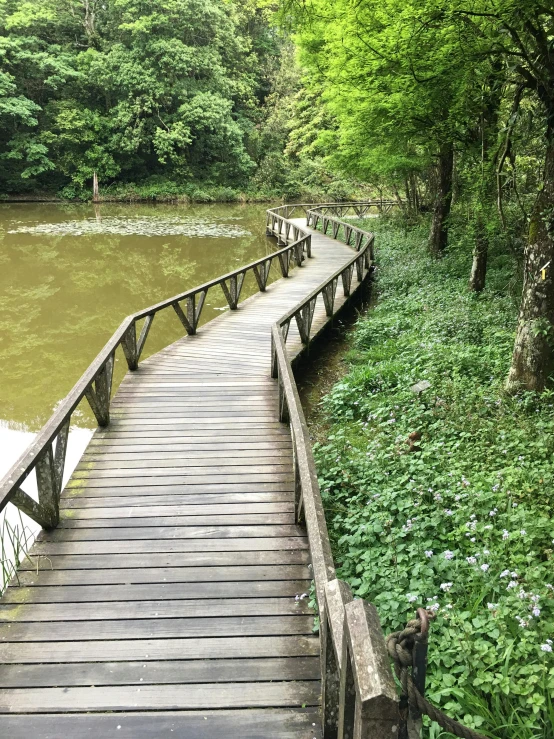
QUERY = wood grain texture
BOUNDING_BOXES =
[0,709,323,738]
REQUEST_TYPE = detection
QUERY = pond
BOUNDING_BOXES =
[0,201,277,580]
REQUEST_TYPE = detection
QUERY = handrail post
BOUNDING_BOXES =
[343,600,400,739]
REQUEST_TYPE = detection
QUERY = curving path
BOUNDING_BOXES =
[0,218,361,737]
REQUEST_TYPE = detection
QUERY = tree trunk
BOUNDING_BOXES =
[428,142,454,256]
[405,178,412,213]
[469,214,488,292]
[92,171,99,202]
[469,80,501,292]
[506,136,554,392]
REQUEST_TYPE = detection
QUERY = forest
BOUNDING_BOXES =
[2,0,554,390]
[2,0,554,736]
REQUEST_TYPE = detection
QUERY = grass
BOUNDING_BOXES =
[313,215,554,738]
[0,508,34,593]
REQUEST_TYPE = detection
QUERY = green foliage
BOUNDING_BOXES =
[0,0,285,195]
[315,218,554,737]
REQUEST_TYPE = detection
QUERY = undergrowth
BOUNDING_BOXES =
[314,218,554,738]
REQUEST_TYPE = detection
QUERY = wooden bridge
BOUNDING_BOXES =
[0,203,400,738]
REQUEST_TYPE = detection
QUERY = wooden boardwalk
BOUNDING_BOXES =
[0,217,359,737]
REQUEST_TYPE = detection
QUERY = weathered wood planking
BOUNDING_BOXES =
[0,217,357,735]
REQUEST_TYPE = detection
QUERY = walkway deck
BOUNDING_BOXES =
[0,219,356,737]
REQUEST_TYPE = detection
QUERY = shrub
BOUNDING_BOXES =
[314,218,554,738]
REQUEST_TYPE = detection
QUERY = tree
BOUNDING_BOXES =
[0,0,282,195]
[282,0,492,254]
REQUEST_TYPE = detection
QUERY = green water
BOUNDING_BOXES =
[0,201,277,433]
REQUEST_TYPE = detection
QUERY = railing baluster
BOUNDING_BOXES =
[322,278,338,317]
[278,373,289,423]
[342,265,353,297]
[53,418,70,493]
[271,332,278,379]
[295,297,317,344]
[192,289,207,332]
[136,314,154,362]
[292,439,304,523]
[173,300,194,335]
[278,249,291,277]
[121,323,138,370]
[356,255,364,282]
[35,443,59,528]
[253,257,272,292]
[10,418,68,530]
[221,272,245,310]
[10,487,51,529]
[85,355,114,427]
[294,242,304,267]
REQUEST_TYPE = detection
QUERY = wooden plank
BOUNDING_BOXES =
[12,564,310,586]
[19,549,310,570]
[63,483,295,497]
[0,708,323,737]
[33,524,305,541]
[109,409,274,418]
[29,537,308,556]
[64,477,295,490]
[0,634,320,663]
[60,492,295,509]
[0,656,319,686]
[0,681,321,713]
[0,597,312,622]
[86,442,292,453]
[74,461,291,473]
[92,428,290,439]
[57,514,296,527]
[0,615,315,642]
[56,503,295,520]
[80,449,291,463]
[2,580,312,604]
[105,417,285,426]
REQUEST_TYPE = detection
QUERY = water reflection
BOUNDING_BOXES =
[0,202,277,433]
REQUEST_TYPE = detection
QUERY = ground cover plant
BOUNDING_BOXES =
[313,217,554,738]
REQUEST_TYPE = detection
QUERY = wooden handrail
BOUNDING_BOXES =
[270,205,400,737]
[0,214,311,523]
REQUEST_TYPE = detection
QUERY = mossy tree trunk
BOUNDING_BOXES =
[469,212,488,293]
[429,142,454,256]
[469,88,501,293]
[506,135,554,392]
